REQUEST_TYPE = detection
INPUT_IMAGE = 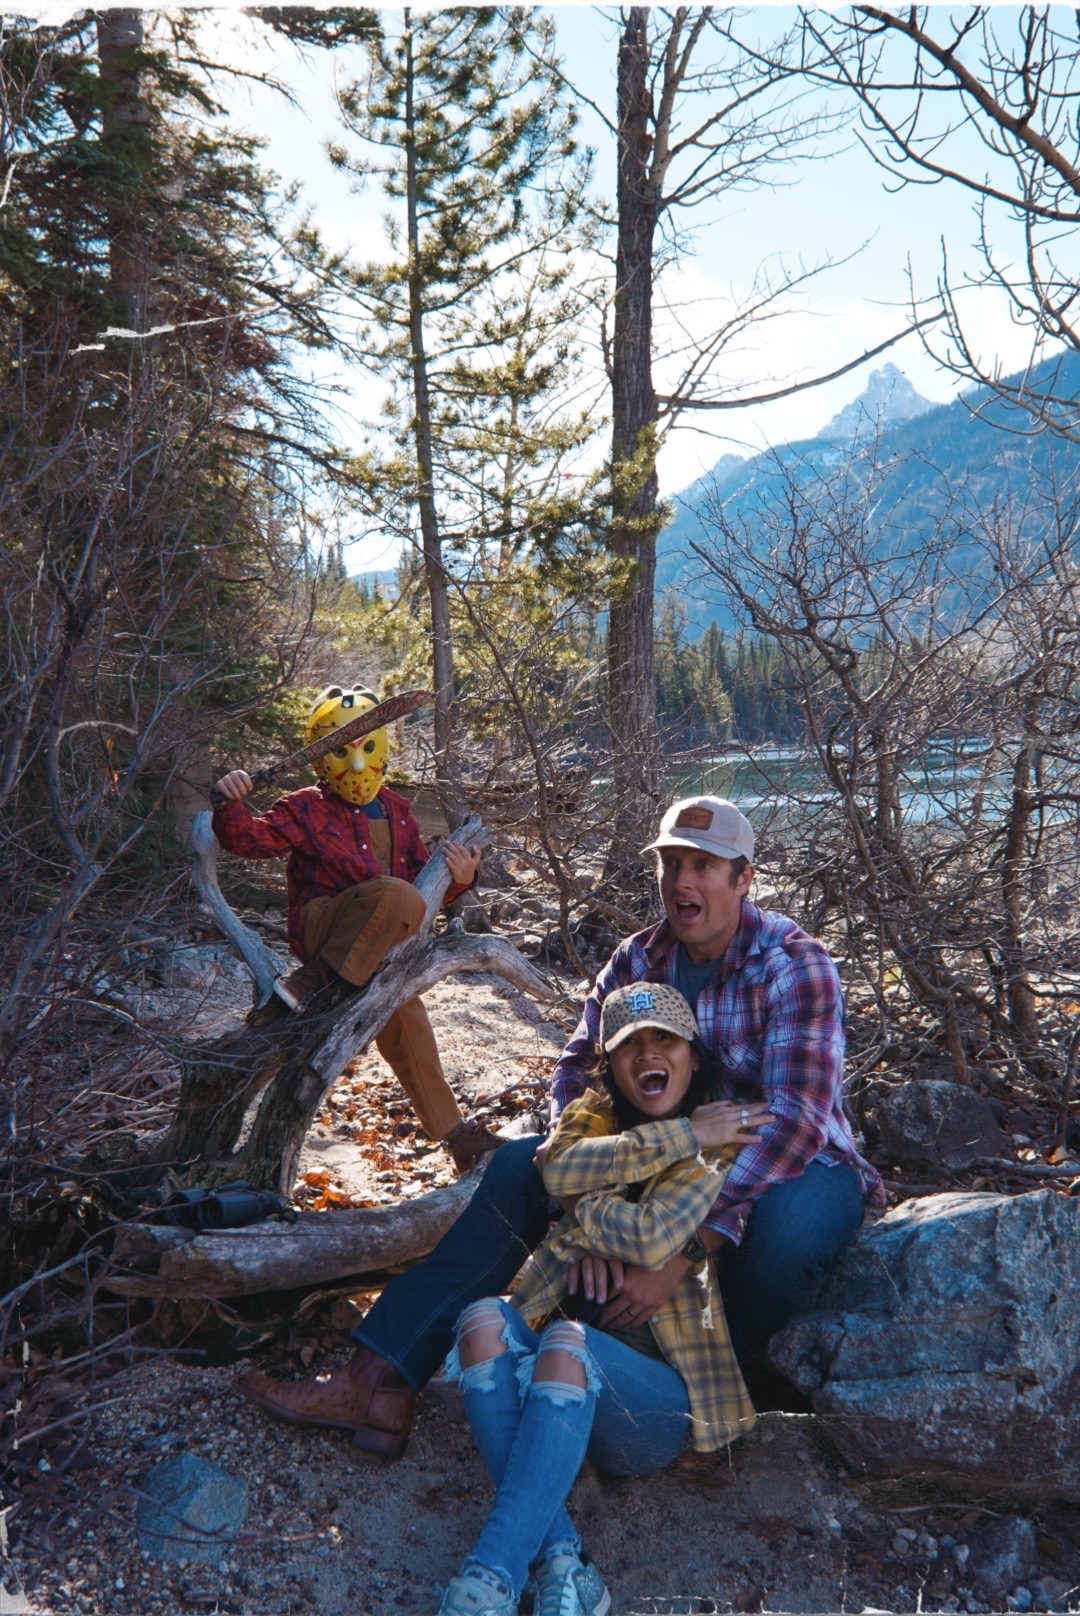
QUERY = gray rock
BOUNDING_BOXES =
[153,944,223,990]
[135,1454,248,1563]
[770,1189,1080,1499]
[967,1516,1037,1597]
[1029,1577,1075,1613]
[875,1078,1004,1169]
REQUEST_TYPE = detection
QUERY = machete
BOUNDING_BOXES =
[209,687,432,807]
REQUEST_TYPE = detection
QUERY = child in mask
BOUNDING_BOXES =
[212,683,495,1171]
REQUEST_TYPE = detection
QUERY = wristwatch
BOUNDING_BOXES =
[680,1232,707,1264]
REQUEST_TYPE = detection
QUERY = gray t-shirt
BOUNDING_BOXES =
[674,944,722,1011]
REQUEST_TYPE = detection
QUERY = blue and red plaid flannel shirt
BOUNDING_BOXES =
[549,899,885,1245]
[212,783,471,960]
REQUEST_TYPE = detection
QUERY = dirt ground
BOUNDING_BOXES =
[6,953,1080,1616]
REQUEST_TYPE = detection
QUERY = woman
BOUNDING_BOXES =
[437,982,772,1616]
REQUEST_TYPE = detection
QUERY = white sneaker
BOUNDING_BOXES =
[437,1569,517,1615]
[534,1549,611,1616]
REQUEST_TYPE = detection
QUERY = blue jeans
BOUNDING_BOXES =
[449,1298,689,1599]
[354,1134,865,1389]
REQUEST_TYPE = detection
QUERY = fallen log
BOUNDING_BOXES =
[108,1168,484,1298]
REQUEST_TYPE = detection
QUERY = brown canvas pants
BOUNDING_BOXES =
[301,878,464,1142]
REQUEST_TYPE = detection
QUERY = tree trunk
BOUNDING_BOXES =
[403,11,463,829]
[1002,714,1042,1059]
[606,6,664,878]
[96,9,149,331]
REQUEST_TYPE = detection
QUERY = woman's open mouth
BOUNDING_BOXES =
[637,1068,670,1098]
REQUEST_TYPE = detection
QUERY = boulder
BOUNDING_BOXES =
[874,1077,1004,1169]
[770,1189,1080,1500]
[135,1453,248,1563]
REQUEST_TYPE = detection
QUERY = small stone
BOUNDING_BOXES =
[135,1454,248,1565]
[1030,1578,1071,1613]
[1012,1588,1033,1612]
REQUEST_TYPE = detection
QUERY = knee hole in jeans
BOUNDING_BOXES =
[447,1299,526,1392]
[530,1320,600,1399]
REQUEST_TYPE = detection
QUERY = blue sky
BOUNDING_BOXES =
[202,6,1044,571]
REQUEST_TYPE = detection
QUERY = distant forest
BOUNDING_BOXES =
[655,599,802,747]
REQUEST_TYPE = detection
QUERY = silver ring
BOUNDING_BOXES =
[740,1108,750,1127]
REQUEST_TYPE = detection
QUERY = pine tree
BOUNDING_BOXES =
[330,7,598,821]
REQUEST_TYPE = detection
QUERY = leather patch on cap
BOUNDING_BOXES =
[675,806,713,830]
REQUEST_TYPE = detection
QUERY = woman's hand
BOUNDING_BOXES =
[690,1099,772,1150]
[567,1253,625,1305]
[444,841,482,886]
[212,770,253,803]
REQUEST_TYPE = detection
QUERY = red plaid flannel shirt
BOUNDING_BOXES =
[549,900,885,1245]
[212,783,471,959]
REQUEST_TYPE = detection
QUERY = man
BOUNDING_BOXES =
[239,794,884,1454]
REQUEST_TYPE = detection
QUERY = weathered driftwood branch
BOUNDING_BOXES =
[190,811,289,1009]
[311,930,546,1082]
[108,1169,485,1298]
[233,931,554,1194]
[410,812,490,923]
[149,810,550,1197]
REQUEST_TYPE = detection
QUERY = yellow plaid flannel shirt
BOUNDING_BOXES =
[511,1090,756,1453]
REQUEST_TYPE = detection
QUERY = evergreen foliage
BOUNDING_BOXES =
[0,11,346,1022]
[328,7,604,812]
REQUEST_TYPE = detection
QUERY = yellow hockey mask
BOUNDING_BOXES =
[304,686,389,808]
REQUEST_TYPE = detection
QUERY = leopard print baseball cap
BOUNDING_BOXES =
[598,982,699,1052]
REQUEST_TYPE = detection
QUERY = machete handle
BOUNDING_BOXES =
[209,767,273,809]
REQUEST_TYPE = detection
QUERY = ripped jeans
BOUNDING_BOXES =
[447,1297,690,1600]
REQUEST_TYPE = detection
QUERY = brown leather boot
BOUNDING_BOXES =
[246,956,330,1028]
[237,1345,416,1457]
[442,1117,503,1174]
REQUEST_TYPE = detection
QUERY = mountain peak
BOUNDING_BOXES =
[818,362,934,442]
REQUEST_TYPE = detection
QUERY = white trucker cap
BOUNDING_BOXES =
[641,794,755,862]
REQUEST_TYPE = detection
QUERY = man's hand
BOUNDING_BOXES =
[598,1255,690,1328]
[444,841,482,886]
[566,1253,625,1305]
[690,1099,772,1150]
[213,770,253,802]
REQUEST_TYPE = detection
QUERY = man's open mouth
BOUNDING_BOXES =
[638,1069,669,1098]
[675,901,702,921]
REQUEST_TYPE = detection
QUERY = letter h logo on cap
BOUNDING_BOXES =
[626,988,656,1014]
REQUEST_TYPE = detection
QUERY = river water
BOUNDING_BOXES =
[673,740,1008,829]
